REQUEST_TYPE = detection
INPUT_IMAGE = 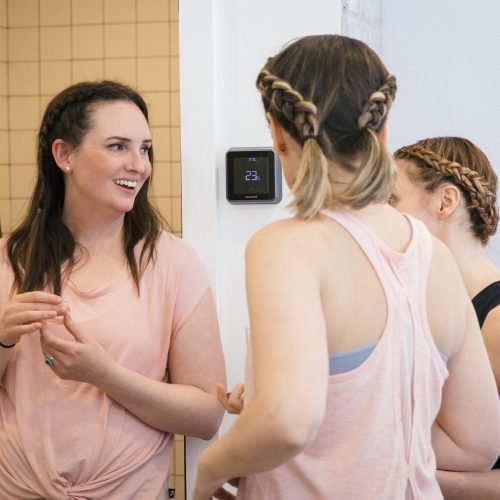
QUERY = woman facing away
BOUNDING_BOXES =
[393,137,500,499]
[192,35,500,500]
[0,80,225,499]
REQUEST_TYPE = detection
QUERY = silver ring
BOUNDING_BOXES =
[44,356,55,367]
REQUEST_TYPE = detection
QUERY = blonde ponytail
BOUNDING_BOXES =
[337,129,396,208]
[257,69,333,219]
[333,75,397,208]
[291,138,333,219]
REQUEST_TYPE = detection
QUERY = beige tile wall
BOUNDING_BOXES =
[0,0,9,232]
[1,0,181,240]
[1,0,185,498]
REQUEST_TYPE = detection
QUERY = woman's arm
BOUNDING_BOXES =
[432,296,500,471]
[434,291,500,498]
[194,223,329,497]
[427,241,500,471]
[40,289,225,439]
[437,469,500,500]
[481,306,500,389]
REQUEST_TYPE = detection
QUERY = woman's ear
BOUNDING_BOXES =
[266,112,287,154]
[437,183,461,220]
[52,139,73,173]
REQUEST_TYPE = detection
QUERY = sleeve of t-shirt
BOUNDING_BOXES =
[170,238,211,340]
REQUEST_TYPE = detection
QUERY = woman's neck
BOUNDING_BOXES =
[62,206,125,255]
[441,230,500,298]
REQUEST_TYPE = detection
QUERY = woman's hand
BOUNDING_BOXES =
[40,312,115,385]
[217,383,244,415]
[0,291,67,346]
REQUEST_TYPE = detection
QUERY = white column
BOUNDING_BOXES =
[341,0,382,53]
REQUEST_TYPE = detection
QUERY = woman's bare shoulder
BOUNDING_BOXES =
[248,216,335,249]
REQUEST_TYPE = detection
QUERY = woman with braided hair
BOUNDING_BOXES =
[392,137,500,499]
[0,80,225,499]
[193,35,500,500]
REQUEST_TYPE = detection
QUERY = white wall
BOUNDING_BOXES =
[382,0,500,261]
[179,0,342,496]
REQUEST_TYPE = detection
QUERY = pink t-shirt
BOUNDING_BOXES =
[238,209,448,500]
[0,231,209,499]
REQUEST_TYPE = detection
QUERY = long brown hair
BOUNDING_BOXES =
[6,80,166,294]
[256,35,397,219]
[394,137,498,244]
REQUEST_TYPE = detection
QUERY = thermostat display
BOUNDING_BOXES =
[226,148,282,204]
[233,156,270,195]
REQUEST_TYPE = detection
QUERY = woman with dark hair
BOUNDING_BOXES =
[393,137,500,499]
[0,80,225,499]
[193,35,500,500]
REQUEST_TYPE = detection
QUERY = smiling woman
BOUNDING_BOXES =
[52,100,154,229]
[0,81,225,499]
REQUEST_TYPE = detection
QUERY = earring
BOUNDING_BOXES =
[65,167,71,172]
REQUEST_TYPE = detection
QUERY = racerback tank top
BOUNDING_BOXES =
[237,209,448,500]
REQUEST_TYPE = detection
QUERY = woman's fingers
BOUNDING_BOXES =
[5,302,68,325]
[1,294,67,345]
[229,383,244,401]
[14,310,58,324]
[13,291,63,304]
[4,302,68,330]
[216,383,244,414]
[2,309,59,338]
[40,323,74,355]
[62,313,85,343]
[8,323,43,336]
[216,383,228,401]
[216,383,234,412]
[227,386,244,414]
[13,302,67,314]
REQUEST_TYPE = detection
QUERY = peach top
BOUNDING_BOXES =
[0,232,209,499]
[238,209,448,500]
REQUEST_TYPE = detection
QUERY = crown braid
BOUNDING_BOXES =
[357,75,397,131]
[256,69,319,141]
[38,85,103,164]
[396,144,498,239]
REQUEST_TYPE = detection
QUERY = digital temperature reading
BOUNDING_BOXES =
[244,170,260,181]
[233,156,269,195]
[226,148,282,204]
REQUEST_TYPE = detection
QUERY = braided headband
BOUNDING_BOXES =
[396,144,498,236]
[357,75,397,131]
[39,86,103,142]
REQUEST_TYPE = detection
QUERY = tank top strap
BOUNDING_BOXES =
[321,208,402,295]
[322,209,433,283]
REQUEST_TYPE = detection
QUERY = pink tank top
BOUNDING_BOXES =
[238,209,448,500]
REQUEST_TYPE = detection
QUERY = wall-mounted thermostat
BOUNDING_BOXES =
[226,147,282,204]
